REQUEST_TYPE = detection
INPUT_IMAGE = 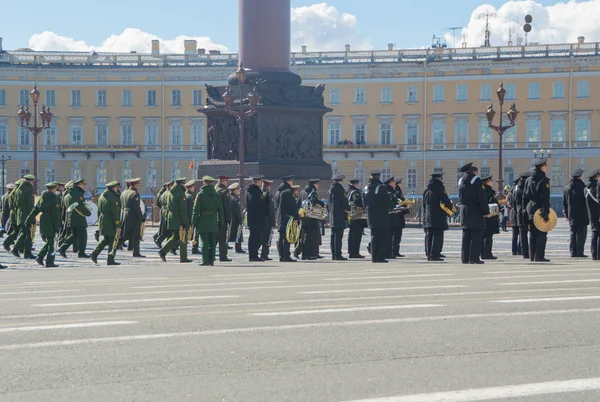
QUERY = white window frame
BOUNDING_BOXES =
[71,167,82,182]
[171,89,181,106]
[379,119,393,145]
[577,80,590,99]
[354,88,366,104]
[552,81,565,99]
[19,126,31,146]
[353,168,365,185]
[95,121,109,146]
[329,88,340,105]
[190,119,205,146]
[433,85,445,102]
[528,82,540,100]
[407,86,418,103]
[120,121,134,146]
[44,122,57,148]
[353,119,367,144]
[456,85,467,102]
[19,89,29,106]
[551,166,564,188]
[430,116,446,148]
[147,90,157,107]
[169,121,183,148]
[380,168,392,183]
[454,117,468,147]
[480,167,492,179]
[504,83,516,100]
[380,87,392,104]
[0,124,8,146]
[121,168,133,185]
[96,167,108,188]
[327,120,341,145]
[122,90,132,107]
[405,118,419,147]
[192,89,203,106]
[550,116,566,146]
[406,168,417,190]
[480,84,492,101]
[71,90,81,107]
[0,89,6,106]
[478,116,492,148]
[575,114,591,144]
[146,168,158,190]
[503,125,517,146]
[145,121,159,147]
[45,168,56,185]
[526,116,541,145]
[69,123,83,146]
[45,90,56,107]
[96,90,107,107]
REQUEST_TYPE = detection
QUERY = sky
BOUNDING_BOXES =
[0,0,596,53]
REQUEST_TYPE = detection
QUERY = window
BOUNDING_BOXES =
[480,167,491,179]
[479,118,492,146]
[406,120,418,145]
[191,121,204,145]
[575,117,590,142]
[353,168,365,185]
[122,90,132,106]
[526,119,541,144]
[0,168,7,189]
[407,168,417,190]
[380,168,392,183]
[45,90,56,107]
[145,123,158,146]
[381,87,392,103]
[504,125,516,144]
[96,90,107,107]
[354,88,366,104]
[121,168,132,185]
[550,118,565,143]
[43,168,55,185]
[456,85,467,102]
[70,125,83,145]
[329,88,340,105]
[379,121,392,145]
[504,83,516,100]
[0,89,6,106]
[19,89,29,106]
[171,167,181,180]
[147,90,157,106]
[431,119,445,145]
[44,123,57,146]
[480,84,492,101]
[171,90,181,106]
[528,82,540,99]
[354,121,366,144]
[19,168,31,178]
[96,167,107,188]
[552,81,565,99]
[577,80,590,98]
[120,122,134,146]
[328,121,341,145]
[0,124,8,145]
[433,85,444,102]
[96,123,108,146]
[146,168,158,189]
[407,86,418,103]
[170,122,182,146]
[19,126,30,146]
[551,166,564,188]
[504,167,514,186]
[454,119,468,145]
[71,167,82,182]
[71,90,81,107]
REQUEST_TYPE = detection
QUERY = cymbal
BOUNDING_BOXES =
[533,208,557,232]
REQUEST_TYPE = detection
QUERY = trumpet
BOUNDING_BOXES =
[398,199,416,207]
[440,203,456,217]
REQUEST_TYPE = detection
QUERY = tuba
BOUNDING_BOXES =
[533,208,558,232]
[440,203,456,217]
[300,195,327,220]
[286,217,300,244]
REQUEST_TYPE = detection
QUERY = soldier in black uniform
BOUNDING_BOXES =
[228,182,245,254]
[481,175,500,260]
[458,163,491,264]
[216,175,232,262]
[514,172,530,259]
[524,158,551,262]
[327,174,350,260]
[260,179,276,261]
[364,171,395,263]
[246,176,267,262]
[586,169,600,260]
[383,177,400,260]
[423,168,453,262]
[275,175,298,262]
[509,178,521,255]
[347,178,366,259]
[391,179,408,258]
[298,179,324,261]
[563,168,589,257]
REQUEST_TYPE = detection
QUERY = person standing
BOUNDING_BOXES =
[524,158,551,262]
[215,175,232,262]
[275,175,298,262]
[509,178,521,255]
[586,169,600,260]
[158,178,192,263]
[120,178,146,258]
[392,179,408,258]
[192,176,224,266]
[90,181,122,266]
[260,179,276,261]
[1,183,15,238]
[423,169,453,262]
[458,163,490,265]
[58,179,91,259]
[563,168,589,258]
[481,175,500,260]
[228,182,246,254]
[364,171,395,263]
[514,171,531,259]
[347,178,366,259]
[384,177,400,260]
[153,181,172,248]
[26,182,60,267]
[327,174,349,260]
[298,179,324,261]
[246,176,267,262]
[11,175,36,259]
[184,179,197,254]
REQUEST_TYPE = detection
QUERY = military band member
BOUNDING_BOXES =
[347,178,366,259]
[228,182,246,254]
[481,175,500,260]
[524,158,551,262]
[25,182,60,267]
[458,163,490,265]
[423,168,452,262]
[509,178,521,256]
[3,180,23,253]
[298,179,324,261]
[364,171,395,263]
[384,177,400,260]
[246,176,267,262]
[563,168,589,258]
[215,175,232,262]
[275,175,298,262]
[184,179,197,253]
[392,179,408,258]
[158,178,192,263]
[120,178,146,258]
[58,179,91,259]
[192,176,224,266]
[328,174,350,260]
[90,181,121,266]
[58,180,76,253]
[586,169,600,260]
[1,183,15,238]
[260,179,276,261]
[12,174,36,259]
[153,181,173,248]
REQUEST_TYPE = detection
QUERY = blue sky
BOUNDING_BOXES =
[0,0,581,52]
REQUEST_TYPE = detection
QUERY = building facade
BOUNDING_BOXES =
[1,38,599,207]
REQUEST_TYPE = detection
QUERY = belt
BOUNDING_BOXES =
[200,211,216,215]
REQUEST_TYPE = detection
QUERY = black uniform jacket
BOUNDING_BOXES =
[458,173,490,231]
[327,182,350,229]
[484,185,500,235]
[563,178,589,227]
[364,178,394,231]
[246,184,267,230]
[509,183,518,227]
[586,180,600,231]
[423,179,452,230]
[275,182,299,231]
[524,169,550,221]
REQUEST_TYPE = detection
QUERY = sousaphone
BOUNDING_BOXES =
[533,208,558,232]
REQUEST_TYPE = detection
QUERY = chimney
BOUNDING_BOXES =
[578,36,585,44]
[151,40,160,55]
[198,48,206,55]
[184,39,197,55]
[345,44,351,53]
[301,45,307,54]
[387,43,394,51]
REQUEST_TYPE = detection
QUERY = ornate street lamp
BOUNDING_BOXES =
[533,149,552,160]
[485,82,518,195]
[17,84,53,193]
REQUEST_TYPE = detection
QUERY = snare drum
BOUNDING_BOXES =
[488,204,500,216]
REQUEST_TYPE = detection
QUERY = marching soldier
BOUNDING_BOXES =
[184,179,197,254]
[260,179,276,261]
[58,179,91,259]
[215,175,232,262]
[25,182,60,267]
[275,175,298,262]
[228,182,246,254]
[481,175,500,260]
[3,180,23,253]
[586,169,600,260]
[364,171,395,263]
[120,178,146,258]
[59,180,79,255]
[524,158,551,262]
[458,163,490,265]
[12,174,36,259]
[328,174,349,260]
[298,179,324,261]
[563,168,589,258]
[192,176,224,266]
[423,168,453,262]
[1,183,15,238]
[90,181,122,266]
[246,176,267,262]
[153,180,173,248]
[158,177,192,263]
[347,178,366,259]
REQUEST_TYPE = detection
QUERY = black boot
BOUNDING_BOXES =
[35,256,44,266]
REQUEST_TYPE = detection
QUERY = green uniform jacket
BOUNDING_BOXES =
[165,184,189,231]
[26,190,61,236]
[64,186,91,228]
[215,183,232,224]
[121,188,145,233]
[186,189,195,222]
[15,180,34,226]
[98,188,121,237]
[156,187,166,209]
[192,184,224,234]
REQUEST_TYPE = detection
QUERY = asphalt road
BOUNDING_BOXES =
[1,221,600,401]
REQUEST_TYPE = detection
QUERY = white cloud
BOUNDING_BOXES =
[450,1,600,48]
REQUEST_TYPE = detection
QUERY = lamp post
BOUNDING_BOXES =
[222,63,260,203]
[533,149,552,160]
[485,82,519,195]
[17,85,53,193]
[0,155,10,196]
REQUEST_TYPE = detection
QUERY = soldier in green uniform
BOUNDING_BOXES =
[1,183,16,238]
[26,182,61,267]
[158,177,192,263]
[58,180,79,254]
[192,176,224,266]
[184,180,199,254]
[91,181,122,266]
[58,179,91,259]
[2,180,21,252]
[12,174,36,259]
[120,178,146,258]
[153,180,173,248]
[215,175,232,262]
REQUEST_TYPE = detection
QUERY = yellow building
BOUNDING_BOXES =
[1,37,599,209]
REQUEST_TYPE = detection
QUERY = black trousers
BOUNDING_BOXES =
[278,229,292,260]
[370,229,388,262]
[520,225,530,259]
[248,226,262,259]
[591,230,600,260]
[330,227,345,258]
[122,223,141,255]
[481,233,494,259]
[387,228,402,258]
[425,228,444,260]
[512,226,520,255]
[569,224,587,257]
[217,224,229,260]
[461,229,483,264]
[301,219,319,259]
[528,220,548,261]
[348,222,364,256]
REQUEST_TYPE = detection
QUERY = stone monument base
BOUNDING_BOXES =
[197,160,332,182]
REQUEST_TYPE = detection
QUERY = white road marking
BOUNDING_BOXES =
[300,285,467,294]
[33,295,240,307]
[500,279,600,285]
[21,277,169,285]
[492,295,600,303]
[250,304,443,316]
[324,274,453,281]
[3,307,600,350]
[131,280,284,289]
[0,321,137,333]
[0,289,82,296]
[484,268,600,274]
[341,377,600,401]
